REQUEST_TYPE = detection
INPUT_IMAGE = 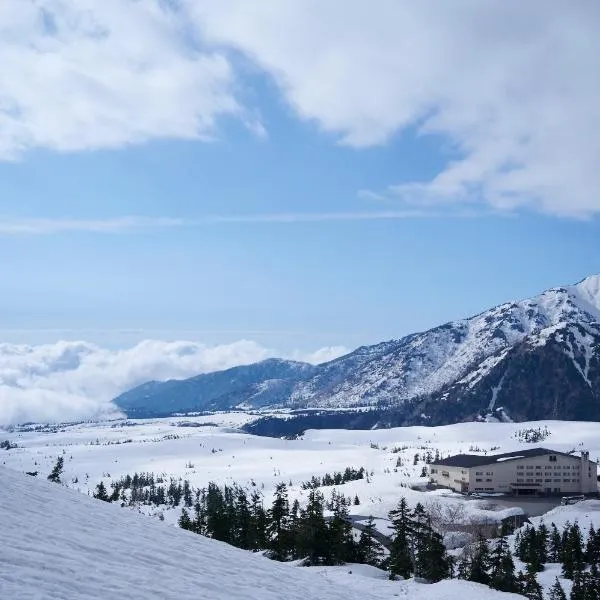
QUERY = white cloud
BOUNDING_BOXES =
[0,339,347,425]
[0,0,240,158]
[294,346,348,365]
[0,209,477,235]
[190,1,600,217]
[4,2,599,217]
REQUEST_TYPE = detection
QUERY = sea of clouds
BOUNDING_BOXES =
[0,340,347,426]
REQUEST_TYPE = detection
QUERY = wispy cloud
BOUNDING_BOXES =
[0,209,479,235]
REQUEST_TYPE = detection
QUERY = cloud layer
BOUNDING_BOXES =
[2,2,599,216]
[0,340,348,425]
[192,1,600,217]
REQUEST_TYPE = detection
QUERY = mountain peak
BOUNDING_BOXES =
[570,274,600,319]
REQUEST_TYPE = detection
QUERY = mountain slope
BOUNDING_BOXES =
[288,275,600,409]
[114,275,600,422]
[0,466,520,600]
[114,358,315,416]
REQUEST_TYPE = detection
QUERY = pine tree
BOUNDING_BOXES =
[570,570,585,600]
[489,536,518,593]
[548,577,567,600]
[550,523,563,562]
[563,522,585,579]
[327,500,356,565]
[457,552,471,580]
[93,480,110,502]
[469,536,491,585]
[268,483,292,561]
[388,498,413,579]
[47,456,64,483]
[417,529,450,583]
[356,517,383,567]
[297,489,329,565]
[537,523,549,564]
[178,508,193,531]
[586,525,600,565]
[521,565,544,600]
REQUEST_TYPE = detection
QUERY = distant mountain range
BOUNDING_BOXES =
[114,275,600,424]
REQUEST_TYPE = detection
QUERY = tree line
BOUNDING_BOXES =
[300,466,366,489]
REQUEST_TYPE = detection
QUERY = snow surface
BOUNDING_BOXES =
[288,274,600,408]
[1,417,598,530]
[0,466,524,600]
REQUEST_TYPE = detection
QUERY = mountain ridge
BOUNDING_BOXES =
[114,275,600,422]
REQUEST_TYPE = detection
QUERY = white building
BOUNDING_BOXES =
[429,448,598,496]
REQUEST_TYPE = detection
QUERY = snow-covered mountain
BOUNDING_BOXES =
[114,358,315,416]
[115,275,600,422]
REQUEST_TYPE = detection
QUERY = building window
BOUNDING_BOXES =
[517,466,524,470]
[549,455,557,462]
[486,478,493,482]
[544,479,552,482]
[564,466,571,470]
[526,466,534,470]
[475,471,483,475]
[430,468,437,474]
[554,466,561,470]
[517,479,524,483]
[554,479,561,482]
[535,479,542,483]
[545,466,552,470]
[486,472,493,475]
[535,466,542,470]
[475,478,483,482]
[563,479,570,483]
[526,479,533,483]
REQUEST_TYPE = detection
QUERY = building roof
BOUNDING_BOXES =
[432,448,586,469]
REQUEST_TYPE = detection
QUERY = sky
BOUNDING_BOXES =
[1,2,600,423]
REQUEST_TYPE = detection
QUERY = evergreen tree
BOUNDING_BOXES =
[548,577,567,600]
[93,480,110,502]
[178,508,193,531]
[356,517,383,567]
[47,456,64,483]
[520,565,543,600]
[586,564,600,600]
[570,571,585,600]
[233,489,253,550]
[268,483,292,561]
[457,552,471,580]
[388,498,413,579]
[469,536,491,586]
[488,536,518,593]
[249,491,268,551]
[537,523,549,564]
[327,500,356,565]
[417,528,450,583]
[296,489,329,565]
[549,523,563,562]
[562,523,585,579]
[586,525,600,565]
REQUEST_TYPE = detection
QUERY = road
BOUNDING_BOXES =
[467,496,564,517]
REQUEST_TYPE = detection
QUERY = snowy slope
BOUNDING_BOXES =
[0,465,522,600]
[288,275,600,408]
[111,275,600,421]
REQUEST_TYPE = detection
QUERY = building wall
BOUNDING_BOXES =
[429,465,469,493]
[430,451,597,495]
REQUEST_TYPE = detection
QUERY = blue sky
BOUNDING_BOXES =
[1,1,599,355]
